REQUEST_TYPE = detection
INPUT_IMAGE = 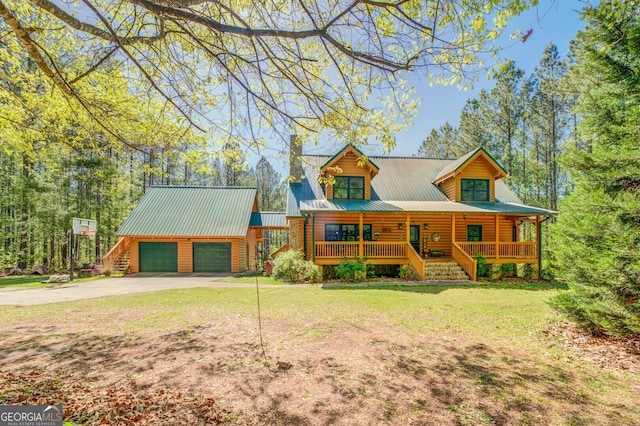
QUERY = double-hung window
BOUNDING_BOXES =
[460,179,489,202]
[333,176,364,200]
[325,224,372,241]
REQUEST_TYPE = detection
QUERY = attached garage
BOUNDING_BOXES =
[193,242,231,273]
[139,242,178,272]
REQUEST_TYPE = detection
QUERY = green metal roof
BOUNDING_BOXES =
[116,186,257,237]
[432,147,507,183]
[286,153,555,216]
[249,212,287,228]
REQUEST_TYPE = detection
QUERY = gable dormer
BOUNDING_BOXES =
[319,145,379,200]
[433,147,507,202]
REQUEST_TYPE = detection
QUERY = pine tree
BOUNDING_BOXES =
[550,0,640,337]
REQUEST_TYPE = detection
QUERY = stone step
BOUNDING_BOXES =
[424,262,470,281]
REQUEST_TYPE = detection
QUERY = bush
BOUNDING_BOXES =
[524,263,535,280]
[375,264,400,278]
[398,264,420,281]
[335,257,375,282]
[475,254,489,278]
[501,263,517,278]
[272,250,321,283]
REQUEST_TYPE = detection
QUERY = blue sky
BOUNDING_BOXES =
[258,1,587,173]
[386,0,587,157]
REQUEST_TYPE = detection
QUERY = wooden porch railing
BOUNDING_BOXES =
[498,242,537,258]
[364,242,406,258]
[315,241,407,259]
[315,241,359,258]
[406,244,425,280]
[452,242,477,281]
[102,237,130,270]
[456,242,538,260]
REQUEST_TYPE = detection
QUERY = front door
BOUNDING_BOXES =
[410,225,420,254]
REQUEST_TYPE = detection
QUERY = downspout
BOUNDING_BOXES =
[538,215,552,277]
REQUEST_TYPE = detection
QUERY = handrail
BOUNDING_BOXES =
[457,242,537,259]
[364,242,406,258]
[102,237,130,270]
[452,242,477,281]
[406,244,425,281]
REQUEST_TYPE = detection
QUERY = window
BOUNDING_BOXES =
[461,179,489,202]
[333,176,364,200]
[325,224,372,241]
[467,225,483,242]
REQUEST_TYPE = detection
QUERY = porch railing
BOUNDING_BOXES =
[315,241,407,259]
[315,241,359,258]
[364,242,406,258]
[456,242,537,260]
[452,242,477,281]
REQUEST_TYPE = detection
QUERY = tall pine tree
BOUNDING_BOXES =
[550,0,640,337]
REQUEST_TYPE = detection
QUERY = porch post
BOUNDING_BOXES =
[451,214,456,243]
[359,213,364,258]
[311,213,316,262]
[536,215,541,275]
[405,214,411,244]
[495,215,500,260]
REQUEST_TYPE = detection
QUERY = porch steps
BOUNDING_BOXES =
[112,250,130,273]
[424,262,470,281]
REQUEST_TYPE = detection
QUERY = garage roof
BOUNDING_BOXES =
[116,186,258,237]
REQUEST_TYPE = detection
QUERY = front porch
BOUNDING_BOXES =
[313,241,538,280]
[303,212,543,281]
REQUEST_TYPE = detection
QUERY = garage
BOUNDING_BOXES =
[139,242,178,272]
[193,242,232,273]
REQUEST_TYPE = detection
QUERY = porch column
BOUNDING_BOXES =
[359,213,364,258]
[495,215,500,260]
[536,215,541,274]
[406,214,411,244]
[451,214,456,243]
[311,213,315,262]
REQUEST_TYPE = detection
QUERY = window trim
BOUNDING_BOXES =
[467,224,483,242]
[333,176,365,200]
[325,224,372,241]
[460,178,490,202]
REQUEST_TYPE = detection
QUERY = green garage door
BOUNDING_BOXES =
[139,242,178,272]
[193,242,232,273]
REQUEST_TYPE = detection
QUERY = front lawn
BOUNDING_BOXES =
[1,282,638,425]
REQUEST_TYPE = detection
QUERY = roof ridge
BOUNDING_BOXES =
[303,154,454,161]
[149,185,257,189]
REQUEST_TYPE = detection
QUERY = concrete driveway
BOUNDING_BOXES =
[0,274,280,306]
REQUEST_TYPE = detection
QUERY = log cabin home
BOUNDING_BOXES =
[286,143,555,280]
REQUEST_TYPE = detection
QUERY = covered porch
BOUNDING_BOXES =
[307,212,544,280]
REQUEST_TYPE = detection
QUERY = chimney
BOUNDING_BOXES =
[289,134,302,183]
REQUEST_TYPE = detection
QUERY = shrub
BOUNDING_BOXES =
[523,263,535,280]
[398,264,420,281]
[335,257,375,282]
[475,254,488,278]
[501,263,517,278]
[272,250,321,283]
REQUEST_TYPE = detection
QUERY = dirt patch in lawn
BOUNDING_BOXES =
[1,314,639,425]
[547,321,640,374]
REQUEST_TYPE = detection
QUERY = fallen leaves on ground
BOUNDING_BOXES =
[0,369,244,425]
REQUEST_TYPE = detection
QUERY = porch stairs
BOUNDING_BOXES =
[424,261,470,281]
[112,250,130,273]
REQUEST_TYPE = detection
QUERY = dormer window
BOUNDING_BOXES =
[461,179,489,202]
[334,176,364,200]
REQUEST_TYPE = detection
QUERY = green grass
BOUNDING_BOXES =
[211,273,286,285]
[1,281,637,425]
[0,274,107,289]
